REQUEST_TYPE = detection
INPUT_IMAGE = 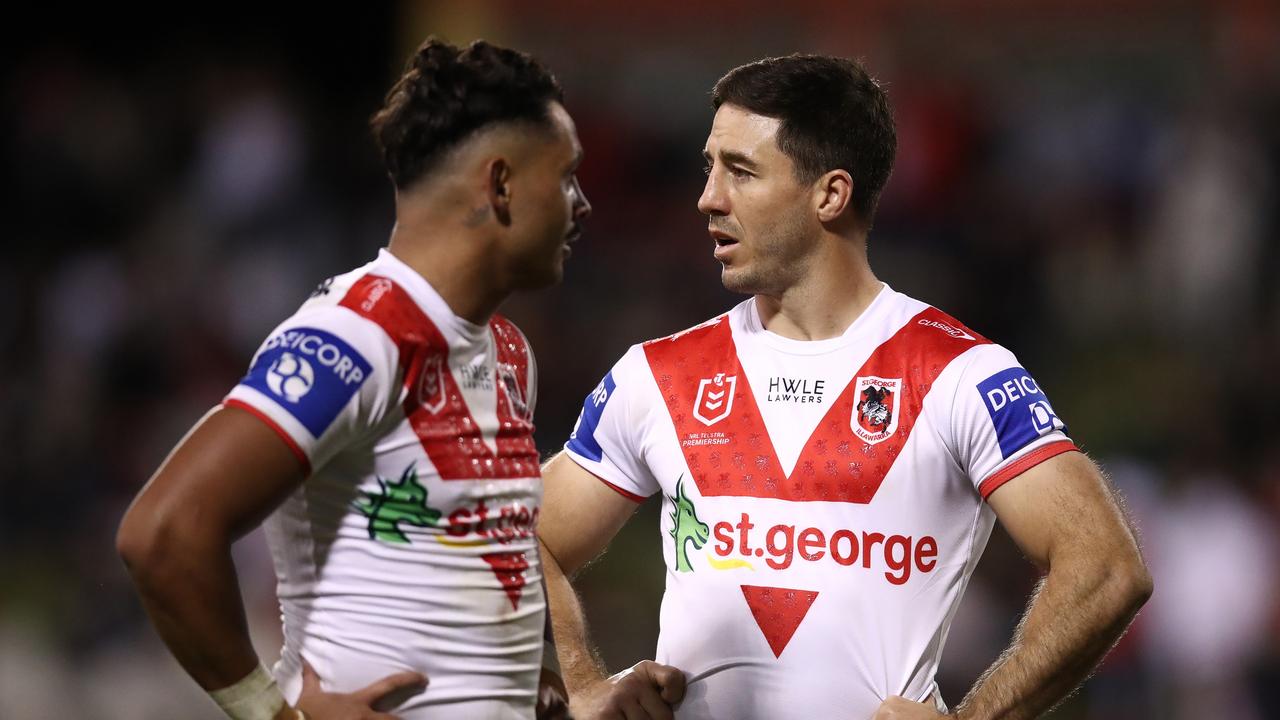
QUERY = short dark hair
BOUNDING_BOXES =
[712,54,897,226]
[371,38,564,190]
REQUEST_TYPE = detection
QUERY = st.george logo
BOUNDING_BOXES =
[694,373,737,426]
[668,476,709,572]
[853,376,901,444]
[267,352,315,402]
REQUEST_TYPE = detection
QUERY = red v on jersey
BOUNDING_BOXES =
[340,275,539,481]
[644,308,988,503]
[482,551,531,611]
[740,585,820,658]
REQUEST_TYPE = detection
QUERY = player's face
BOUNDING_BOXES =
[698,104,818,296]
[504,101,591,290]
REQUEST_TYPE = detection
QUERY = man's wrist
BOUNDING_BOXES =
[209,662,287,720]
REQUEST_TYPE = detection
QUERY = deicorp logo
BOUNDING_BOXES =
[567,371,616,462]
[266,353,315,402]
[978,367,1066,458]
[240,326,372,437]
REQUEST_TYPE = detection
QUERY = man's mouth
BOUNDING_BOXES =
[709,228,738,247]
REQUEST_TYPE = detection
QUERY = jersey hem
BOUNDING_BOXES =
[978,439,1077,499]
[223,399,312,475]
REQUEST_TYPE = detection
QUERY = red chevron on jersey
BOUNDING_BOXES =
[644,308,988,503]
[482,551,531,611]
[340,275,539,480]
[740,585,820,658]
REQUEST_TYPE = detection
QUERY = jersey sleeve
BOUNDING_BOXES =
[562,345,661,501]
[947,344,1078,500]
[223,305,400,474]
[524,335,538,419]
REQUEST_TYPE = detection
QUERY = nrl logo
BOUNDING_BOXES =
[853,376,901,445]
[694,372,737,426]
[418,354,448,414]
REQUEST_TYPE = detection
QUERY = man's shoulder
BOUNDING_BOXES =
[881,288,991,347]
[640,306,740,352]
[250,261,422,377]
[488,313,530,353]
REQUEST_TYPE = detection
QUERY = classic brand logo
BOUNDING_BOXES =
[852,376,901,444]
[917,318,975,340]
[693,373,737,426]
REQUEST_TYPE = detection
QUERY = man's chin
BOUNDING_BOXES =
[516,262,564,291]
[720,266,760,295]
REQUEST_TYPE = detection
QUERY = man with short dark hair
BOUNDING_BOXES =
[539,54,1150,720]
[118,38,589,720]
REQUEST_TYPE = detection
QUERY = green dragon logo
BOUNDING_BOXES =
[353,464,442,544]
[668,476,710,572]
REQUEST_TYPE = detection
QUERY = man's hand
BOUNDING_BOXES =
[570,660,687,720]
[292,661,427,720]
[871,696,951,720]
[537,667,572,719]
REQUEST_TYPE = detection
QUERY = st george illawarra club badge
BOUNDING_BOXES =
[852,376,901,444]
[497,362,532,421]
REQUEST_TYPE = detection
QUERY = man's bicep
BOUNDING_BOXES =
[129,405,307,542]
[538,451,643,576]
[986,451,1139,571]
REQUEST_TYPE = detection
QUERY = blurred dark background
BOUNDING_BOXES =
[3,2,1278,718]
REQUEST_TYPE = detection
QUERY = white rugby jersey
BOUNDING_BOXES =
[564,285,1076,719]
[225,249,544,719]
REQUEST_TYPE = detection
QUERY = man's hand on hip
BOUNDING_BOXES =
[871,696,952,720]
[572,660,687,720]
[293,661,427,719]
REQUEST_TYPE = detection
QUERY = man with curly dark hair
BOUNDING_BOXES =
[118,37,589,720]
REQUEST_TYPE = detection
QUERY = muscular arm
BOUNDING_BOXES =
[116,405,306,692]
[952,451,1153,720]
[537,452,641,696]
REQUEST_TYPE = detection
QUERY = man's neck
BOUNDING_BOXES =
[754,245,881,341]
[386,218,506,325]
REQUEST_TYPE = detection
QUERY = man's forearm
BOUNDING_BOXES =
[121,529,262,691]
[953,558,1152,720]
[539,540,611,694]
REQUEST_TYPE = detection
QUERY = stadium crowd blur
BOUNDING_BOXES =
[4,3,1278,718]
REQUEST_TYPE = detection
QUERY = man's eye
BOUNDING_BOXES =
[702,164,713,176]
[730,167,751,179]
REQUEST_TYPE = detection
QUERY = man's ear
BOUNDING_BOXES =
[814,169,854,224]
[488,158,513,226]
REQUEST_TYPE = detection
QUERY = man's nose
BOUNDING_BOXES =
[572,177,591,220]
[697,172,728,216]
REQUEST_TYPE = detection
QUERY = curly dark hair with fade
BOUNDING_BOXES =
[371,38,564,190]
[712,54,897,228]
